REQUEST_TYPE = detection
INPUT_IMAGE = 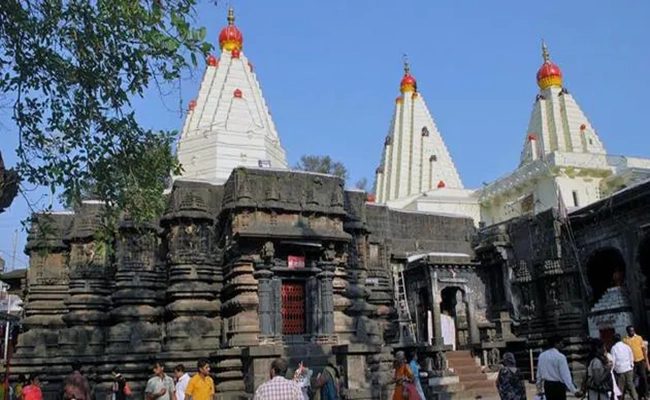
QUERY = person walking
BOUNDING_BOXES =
[21,375,42,400]
[144,361,175,400]
[585,339,614,400]
[253,358,302,400]
[612,333,638,400]
[624,326,649,399]
[62,361,91,400]
[496,352,526,400]
[173,365,190,400]
[185,359,214,400]
[111,369,129,400]
[314,363,340,400]
[391,351,420,400]
[535,336,583,400]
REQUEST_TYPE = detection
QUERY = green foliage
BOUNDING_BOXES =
[294,155,349,182]
[0,0,213,230]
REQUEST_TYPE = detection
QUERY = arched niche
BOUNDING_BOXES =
[586,247,626,306]
[638,235,650,298]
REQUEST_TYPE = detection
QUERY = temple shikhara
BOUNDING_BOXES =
[11,7,650,400]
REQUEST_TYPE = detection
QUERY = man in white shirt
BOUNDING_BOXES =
[611,333,639,400]
[173,364,190,400]
[536,336,582,400]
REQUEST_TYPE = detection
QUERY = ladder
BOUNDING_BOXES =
[391,263,416,343]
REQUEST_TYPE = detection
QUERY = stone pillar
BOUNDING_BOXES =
[333,344,393,400]
[463,286,480,345]
[59,203,113,359]
[254,262,274,337]
[14,214,70,359]
[107,220,163,356]
[430,271,443,345]
[318,261,336,336]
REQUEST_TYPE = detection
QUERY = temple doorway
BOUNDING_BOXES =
[586,247,626,306]
[281,281,306,335]
[440,286,469,349]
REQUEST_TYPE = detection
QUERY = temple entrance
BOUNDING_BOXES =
[440,286,469,349]
[281,281,306,335]
[586,247,626,306]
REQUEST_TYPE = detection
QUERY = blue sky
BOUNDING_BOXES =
[1,0,649,269]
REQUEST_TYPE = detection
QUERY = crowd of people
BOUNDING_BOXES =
[494,325,650,400]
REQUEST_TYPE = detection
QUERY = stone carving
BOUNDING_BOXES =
[261,241,275,264]
[433,351,446,371]
[488,348,500,367]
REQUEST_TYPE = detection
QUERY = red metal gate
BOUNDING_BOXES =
[281,281,306,335]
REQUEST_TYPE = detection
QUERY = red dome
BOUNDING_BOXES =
[207,55,218,67]
[219,8,243,51]
[437,180,446,189]
[188,100,197,111]
[536,42,563,90]
[400,74,417,93]
[231,48,241,59]
[366,194,376,203]
[233,89,242,98]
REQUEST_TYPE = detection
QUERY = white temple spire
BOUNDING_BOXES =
[374,60,463,204]
[175,8,288,183]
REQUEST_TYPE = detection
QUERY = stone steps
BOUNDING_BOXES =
[438,350,498,399]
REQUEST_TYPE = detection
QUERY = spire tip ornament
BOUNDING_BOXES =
[219,7,243,51]
[399,55,417,93]
[536,40,562,90]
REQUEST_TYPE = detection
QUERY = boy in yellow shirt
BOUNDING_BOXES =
[185,359,215,400]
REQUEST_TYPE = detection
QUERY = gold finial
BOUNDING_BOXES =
[403,54,410,75]
[541,39,550,62]
[227,6,235,25]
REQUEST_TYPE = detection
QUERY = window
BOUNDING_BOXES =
[429,155,437,162]
[281,281,306,335]
[572,190,579,207]
[421,127,429,137]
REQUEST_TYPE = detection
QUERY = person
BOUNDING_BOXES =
[392,351,420,400]
[253,358,302,400]
[584,339,614,400]
[21,375,42,400]
[185,359,214,400]
[174,365,190,400]
[314,363,340,400]
[408,353,426,400]
[62,361,91,400]
[496,352,526,400]
[111,368,128,400]
[535,335,583,400]
[612,333,638,400]
[623,326,649,399]
[293,362,312,400]
[144,361,175,400]
[14,375,27,400]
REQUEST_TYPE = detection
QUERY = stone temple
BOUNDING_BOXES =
[11,7,650,400]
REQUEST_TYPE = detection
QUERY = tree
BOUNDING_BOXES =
[294,155,348,182]
[354,177,368,192]
[0,0,213,226]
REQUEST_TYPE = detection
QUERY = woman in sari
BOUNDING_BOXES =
[408,353,426,400]
[314,363,340,400]
[392,351,420,400]
[496,352,526,400]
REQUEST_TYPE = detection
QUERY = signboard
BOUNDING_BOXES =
[288,256,305,269]
[258,160,272,168]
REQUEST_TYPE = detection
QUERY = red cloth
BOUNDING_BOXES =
[23,385,43,400]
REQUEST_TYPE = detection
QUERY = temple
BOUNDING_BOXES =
[175,8,287,183]
[478,41,650,225]
[11,8,650,400]
[373,61,480,223]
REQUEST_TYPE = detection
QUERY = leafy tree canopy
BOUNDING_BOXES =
[294,155,349,182]
[0,0,213,228]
